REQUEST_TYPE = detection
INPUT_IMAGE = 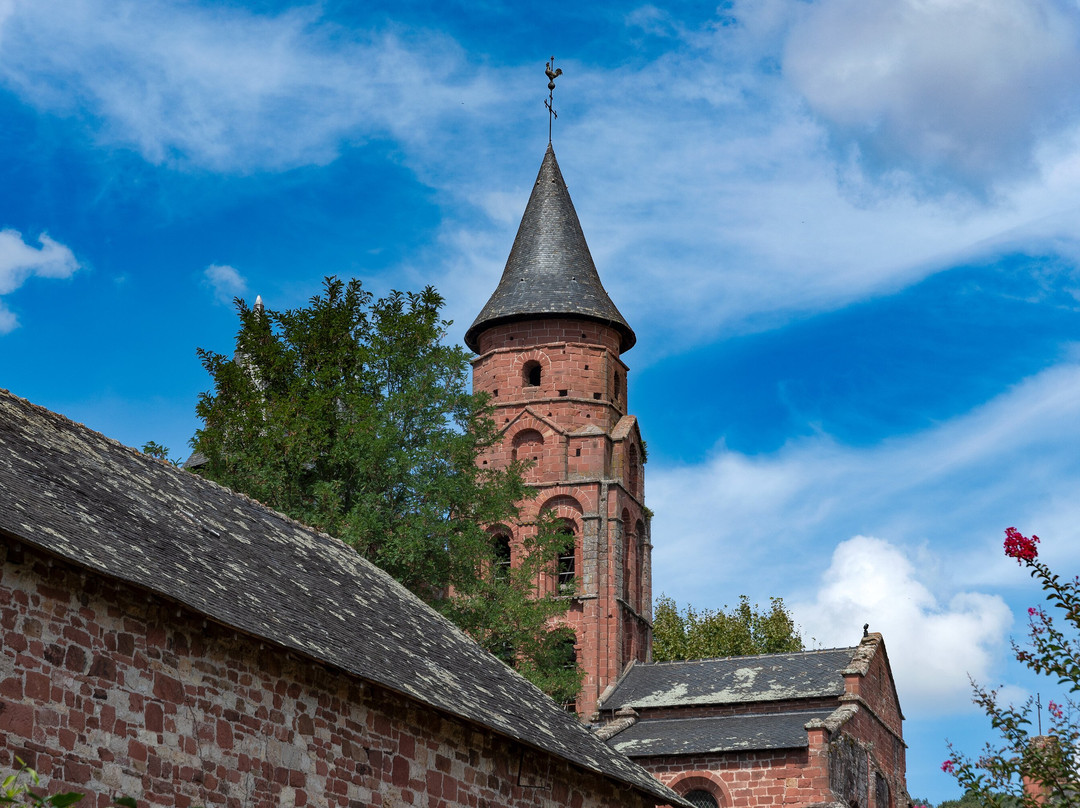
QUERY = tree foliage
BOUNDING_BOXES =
[652,594,803,661]
[191,277,580,702]
[932,791,999,808]
[944,528,1078,808]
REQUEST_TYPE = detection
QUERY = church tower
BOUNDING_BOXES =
[465,145,651,718]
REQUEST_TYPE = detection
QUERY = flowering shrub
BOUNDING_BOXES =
[943,529,1079,808]
[1004,527,1039,564]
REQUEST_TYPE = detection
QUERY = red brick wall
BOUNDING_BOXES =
[843,640,907,808]
[641,742,835,808]
[842,708,906,808]
[475,320,623,357]
[471,317,650,719]
[0,543,655,808]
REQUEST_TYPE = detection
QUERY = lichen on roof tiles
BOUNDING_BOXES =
[599,649,858,711]
[0,386,679,805]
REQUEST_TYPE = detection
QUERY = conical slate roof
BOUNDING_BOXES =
[465,145,635,353]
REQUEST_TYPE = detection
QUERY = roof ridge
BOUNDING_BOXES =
[637,708,839,723]
[640,647,859,667]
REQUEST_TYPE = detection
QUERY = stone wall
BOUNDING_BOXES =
[842,639,906,808]
[642,745,835,808]
[0,542,654,808]
[470,317,650,718]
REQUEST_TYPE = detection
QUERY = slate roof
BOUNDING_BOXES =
[465,145,635,354]
[599,648,858,711]
[0,388,681,806]
[608,709,836,758]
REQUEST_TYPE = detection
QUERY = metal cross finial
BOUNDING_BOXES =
[545,56,562,143]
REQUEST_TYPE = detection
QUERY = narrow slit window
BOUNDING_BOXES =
[557,526,576,589]
[493,533,511,581]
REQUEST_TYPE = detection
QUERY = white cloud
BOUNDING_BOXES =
[0,229,80,333]
[0,0,500,172]
[793,536,1013,715]
[202,264,247,305]
[783,0,1080,191]
[645,359,1080,712]
[426,13,1080,362]
[649,359,1080,594]
[4,0,1080,361]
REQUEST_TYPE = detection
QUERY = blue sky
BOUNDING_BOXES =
[3,0,1080,801]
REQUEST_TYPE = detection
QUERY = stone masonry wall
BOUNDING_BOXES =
[475,321,622,359]
[843,641,906,808]
[840,710,904,808]
[471,317,649,719]
[0,543,654,808]
[641,744,835,808]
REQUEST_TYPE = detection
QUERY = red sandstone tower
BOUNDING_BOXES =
[464,145,651,718]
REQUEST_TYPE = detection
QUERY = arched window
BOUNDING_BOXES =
[613,371,622,403]
[634,519,646,610]
[627,443,640,498]
[523,360,542,387]
[493,533,511,581]
[557,523,576,590]
[621,509,633,603]
[511,429,544,471]
[684,791,719,808]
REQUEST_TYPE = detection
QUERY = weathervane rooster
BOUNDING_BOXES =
[545,56,562,143]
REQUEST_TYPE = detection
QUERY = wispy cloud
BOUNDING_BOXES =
[0,229,80,333]
[649,358,1080,588]
[0,0,500,172]
[647,358,1080,710]
[784,0,1080,192]
[5,0,1080,357]
[426,4,1080,360]
[794,536,1012,715]
[202,264,247,306]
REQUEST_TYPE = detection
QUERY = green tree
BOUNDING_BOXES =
[191,277,580,702]
[944,528,1078,808]
[936,791,1001,808]
[652,594,803,661]
[141,441,180,466]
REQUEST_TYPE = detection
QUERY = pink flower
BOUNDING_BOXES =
[1004,527,1039,563]
[942,760,956,774]
[1028,607,1039,616]
[1049,701,1064,720]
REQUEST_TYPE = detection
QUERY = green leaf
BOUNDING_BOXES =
[46,793,84,807]
[191,276,579,703]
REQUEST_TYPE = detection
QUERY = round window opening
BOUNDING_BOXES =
[684,790,719,808]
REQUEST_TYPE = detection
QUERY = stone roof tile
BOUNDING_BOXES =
[609,709,836,757]
[0,387,680,806]
[465,145,635,353]
[599,648,858,711]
